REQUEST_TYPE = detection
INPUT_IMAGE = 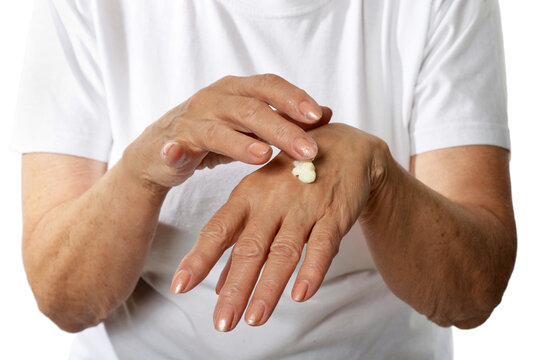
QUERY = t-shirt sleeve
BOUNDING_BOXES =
[11,0,112,163]
[409,0,510,155]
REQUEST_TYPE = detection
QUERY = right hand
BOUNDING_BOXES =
[122,74,333,190]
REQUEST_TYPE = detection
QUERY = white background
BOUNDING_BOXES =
[0,1,539,359]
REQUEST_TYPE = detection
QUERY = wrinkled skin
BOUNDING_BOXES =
[122,74,332,191]
[171,123,390,331]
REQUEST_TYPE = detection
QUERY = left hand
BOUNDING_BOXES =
[170,123,391,331]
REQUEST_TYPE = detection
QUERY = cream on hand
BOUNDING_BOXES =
[292,161,316,183]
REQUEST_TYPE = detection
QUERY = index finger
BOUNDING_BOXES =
[222,74,324,125]
[169,198,247,294]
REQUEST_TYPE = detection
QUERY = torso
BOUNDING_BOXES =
[73,1,452,358]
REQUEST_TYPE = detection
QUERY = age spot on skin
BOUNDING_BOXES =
[292,161,316,183]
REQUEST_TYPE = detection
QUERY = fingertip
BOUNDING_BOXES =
[293,137,318,160]
[170,268,193,294]
[245,299,267,326]
[291,280,310,302]
[214,304,237,332]
[247,142,273,163]
[161,141,185,166]
[321,106,333,124]
[299,100,323,123]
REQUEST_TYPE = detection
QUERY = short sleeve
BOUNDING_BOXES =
[409,0,510,155]
[11,0,112,162]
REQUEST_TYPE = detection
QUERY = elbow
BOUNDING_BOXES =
[28,269,111,333]
[429,233,516,330]
[427,305,494,330]
[36,292,109,333]
[425,280,507,330]
[22,238,111,333]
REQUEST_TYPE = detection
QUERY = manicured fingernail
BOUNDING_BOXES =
[215,305,235,332]
[293,138,318,159]
[292,280,309,302]
[299,100,322,122]
[248,142,271,158]
[161,141,185,165]
[170,269,191,294]
[246,300,266,326]
[162,141,177,156]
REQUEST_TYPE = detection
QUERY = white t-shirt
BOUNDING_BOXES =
[13,0,510,359]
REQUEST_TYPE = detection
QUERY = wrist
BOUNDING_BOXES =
[361,139,400,220]
[117,153,171,207]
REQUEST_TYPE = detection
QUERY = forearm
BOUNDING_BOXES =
[360,152,516,328]
[23,158,168,332]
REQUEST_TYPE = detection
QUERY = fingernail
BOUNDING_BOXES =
[162,141,177,158]
[246,300,266,326]
[248,142,271,158]
[292,280,309,302]
[293,138,318,159]
[170,269,191,294]
[215,305,235,332]
[299,101,322,122]
[161,141,184,165]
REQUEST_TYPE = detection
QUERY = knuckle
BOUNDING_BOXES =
[231,237,266,261]
[200,220,230,251]
[219,284,242,300]
[273,124,293,143]
[312,230,340,257]
[184,252,207,270]
[291,88,309,104]
[301,260,327,278]
[229,185,252,204]
[217,75,237,86]
[269,239,303,263]
[255,280,280,297]
[182,96,198,113]
[252,73,281,89]
[238,98,266,121]
[202,121,221,147]
[183,91,209,114]
[298,88,309,99]
[210,75,238,94]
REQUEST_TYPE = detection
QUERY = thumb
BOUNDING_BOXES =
[161,141,186,167]
[161,140,208,170]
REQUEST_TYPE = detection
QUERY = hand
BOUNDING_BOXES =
[170,123,391,331]
[122,74,332,190]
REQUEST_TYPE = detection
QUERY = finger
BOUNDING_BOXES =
[220,95,318,160]
[213,214,281,332]
[238,106,332,146]
[222,74,323,124]
[170,198,247,294]
[196,153,236,170]
[244,215,312,326]
[215,253,232,295]
[191,120,273,164]
[291,217,341,302]
[275,106,333,132]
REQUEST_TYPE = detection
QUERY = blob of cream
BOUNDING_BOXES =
[292,161,316,183]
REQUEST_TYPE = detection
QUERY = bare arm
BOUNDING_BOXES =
[21,74,330,332]
[175,124,516,331]
[22,153,167,332]
[360,145,516,328]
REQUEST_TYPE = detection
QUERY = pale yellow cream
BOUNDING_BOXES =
[292,161,316,183]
